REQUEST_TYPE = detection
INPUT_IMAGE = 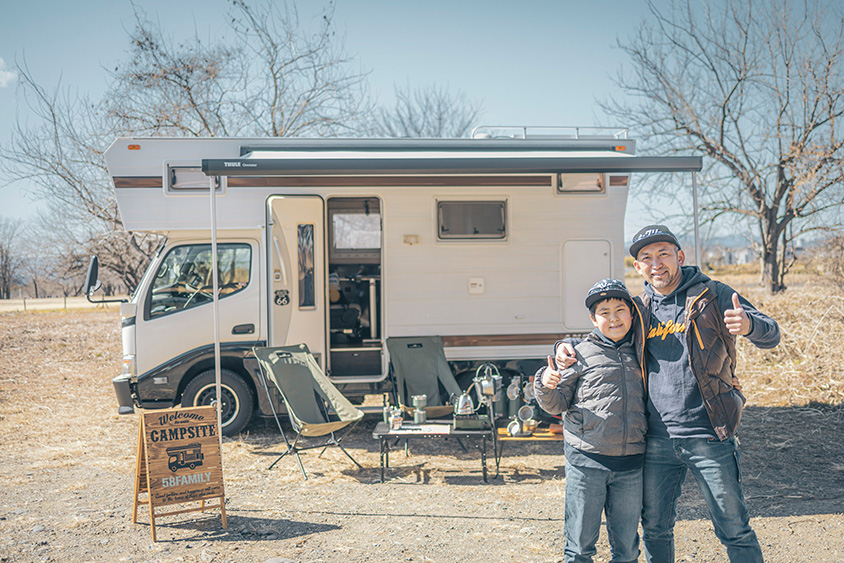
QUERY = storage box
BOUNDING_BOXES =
[330,347,382,376]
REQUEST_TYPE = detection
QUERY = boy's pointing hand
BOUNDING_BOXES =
[724,292,751,336]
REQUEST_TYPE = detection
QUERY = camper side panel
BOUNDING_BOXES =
[381,185,627,339]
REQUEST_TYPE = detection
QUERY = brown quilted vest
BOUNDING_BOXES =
[639,281,745,440]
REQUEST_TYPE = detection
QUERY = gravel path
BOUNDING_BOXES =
[1,310,843,562]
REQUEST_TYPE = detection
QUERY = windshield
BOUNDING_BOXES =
[131,238,167,303]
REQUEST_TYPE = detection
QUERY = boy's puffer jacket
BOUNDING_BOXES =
[534,333,646,457]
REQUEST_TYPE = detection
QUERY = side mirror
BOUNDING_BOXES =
[85,256,101,301]
[84,256,124,304]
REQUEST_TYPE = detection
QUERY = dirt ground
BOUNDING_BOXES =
[1,309,843,563]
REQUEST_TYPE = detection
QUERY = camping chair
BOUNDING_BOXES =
[252,344,364,480]
[385,336,463,419]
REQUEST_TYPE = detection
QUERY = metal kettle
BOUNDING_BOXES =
[454,391,475,415]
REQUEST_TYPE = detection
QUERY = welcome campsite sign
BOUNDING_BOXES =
[133,405,227,541]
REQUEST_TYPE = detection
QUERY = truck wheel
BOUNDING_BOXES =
[181,369,254,436]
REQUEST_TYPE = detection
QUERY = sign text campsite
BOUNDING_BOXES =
[132,406,227,541]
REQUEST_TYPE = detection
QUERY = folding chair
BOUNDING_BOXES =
[385,336,463,418]
[252,344,364,480]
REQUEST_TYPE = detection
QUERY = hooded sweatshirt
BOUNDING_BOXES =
[644,266,780,439]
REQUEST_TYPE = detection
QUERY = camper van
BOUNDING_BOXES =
[166,443,204,472]
[98,127,700,435]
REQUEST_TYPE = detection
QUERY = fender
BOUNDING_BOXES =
[135,341,265,408]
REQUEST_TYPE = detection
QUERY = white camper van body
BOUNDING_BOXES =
[105,132,701,434]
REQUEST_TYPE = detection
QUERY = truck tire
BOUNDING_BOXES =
[181,369,254,436]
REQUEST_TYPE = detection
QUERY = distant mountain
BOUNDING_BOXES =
[700,235,756,248]
[625,234,754,254]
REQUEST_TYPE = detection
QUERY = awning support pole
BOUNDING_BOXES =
[692,171,701,267]
[210,177,223,444]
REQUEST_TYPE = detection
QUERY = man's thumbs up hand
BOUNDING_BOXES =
[723,292,751,336]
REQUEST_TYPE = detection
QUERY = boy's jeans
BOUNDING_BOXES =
[641,436,763,563]
[564,461,642,563]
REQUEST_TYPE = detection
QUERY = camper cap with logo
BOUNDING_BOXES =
[585,278,632,310]
[629,224,681,258]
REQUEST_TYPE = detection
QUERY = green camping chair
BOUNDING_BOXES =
[386,336,463,419]
[252,344,364,480]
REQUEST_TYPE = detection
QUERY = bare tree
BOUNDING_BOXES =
[0,217,24,299]
[107,0,371,137]
[25,211,135,297]
[21,254,49,298]
[371,83,483,138]
[0,1,371,289]
[0,67,160,291]
[604,0,844,292]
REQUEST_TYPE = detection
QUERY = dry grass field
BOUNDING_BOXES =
[1,269,843,562]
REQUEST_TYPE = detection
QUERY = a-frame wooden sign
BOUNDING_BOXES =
[132,406,227,541]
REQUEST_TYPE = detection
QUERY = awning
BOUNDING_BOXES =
[202,155,702,177]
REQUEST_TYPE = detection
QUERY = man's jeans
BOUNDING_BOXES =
[641,436,763,563]
[564,461,642,563]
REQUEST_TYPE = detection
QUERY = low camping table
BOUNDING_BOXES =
[493,427,564,474]
[372,421,493,483]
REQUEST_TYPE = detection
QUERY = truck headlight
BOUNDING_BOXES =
[122,354,136,377]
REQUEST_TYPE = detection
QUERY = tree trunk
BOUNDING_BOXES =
[761,238,786,293]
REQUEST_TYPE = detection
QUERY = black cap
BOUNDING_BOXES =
[585,278,632,310]
[629,224,681,258]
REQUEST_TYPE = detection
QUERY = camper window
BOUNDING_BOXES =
[437,201,507,240]
[332,213,381,250]
[147,243,251,319]
[298,224,315,308]
[166,165,224,192]
[327,198,381,264]
[557,173,605,193]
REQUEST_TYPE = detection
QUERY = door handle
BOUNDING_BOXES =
[272,235,288,285]
[232,324,255,335]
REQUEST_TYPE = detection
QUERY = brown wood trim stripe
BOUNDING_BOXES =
[442,333,585,347]
[112,175,552,189]
[114,177,162,188]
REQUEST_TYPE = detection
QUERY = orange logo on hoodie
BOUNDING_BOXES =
[648,320,687,341]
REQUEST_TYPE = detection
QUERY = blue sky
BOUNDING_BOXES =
[0,0,656,233]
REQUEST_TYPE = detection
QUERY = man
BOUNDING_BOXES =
[556,225,780,563]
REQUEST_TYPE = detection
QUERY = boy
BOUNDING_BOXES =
[534,278,646,563]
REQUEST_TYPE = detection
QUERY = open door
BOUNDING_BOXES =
[267,196,326,367]
[326,197,382,378]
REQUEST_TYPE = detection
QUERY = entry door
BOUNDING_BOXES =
[268,196,326,365]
